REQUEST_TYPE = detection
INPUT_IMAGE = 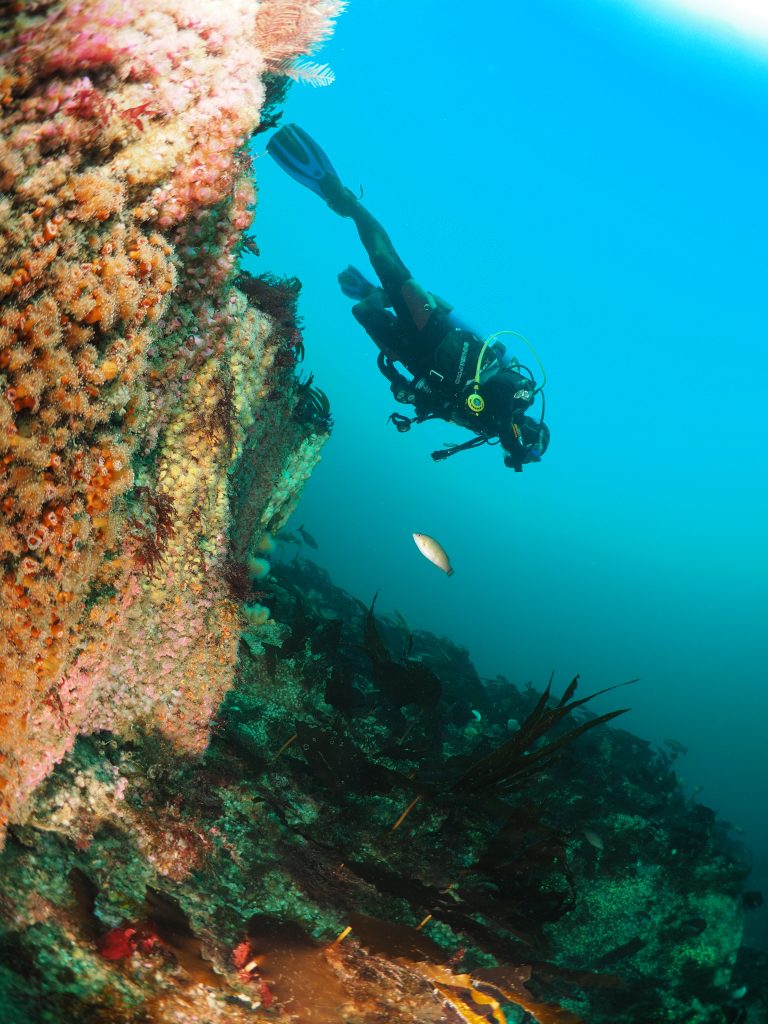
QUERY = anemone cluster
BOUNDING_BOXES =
[0,0,342,837]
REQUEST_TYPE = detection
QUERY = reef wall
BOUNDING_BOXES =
[0,0,342,839]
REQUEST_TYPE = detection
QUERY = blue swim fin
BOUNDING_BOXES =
[338,265,377,300]
[267,123,343,202]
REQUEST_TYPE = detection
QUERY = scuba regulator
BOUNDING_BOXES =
[464,329,545,418]
[462,329,549,470]
[466,389,485,415]
[383,328,549,469]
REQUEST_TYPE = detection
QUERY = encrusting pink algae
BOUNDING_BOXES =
[0,0,342,841]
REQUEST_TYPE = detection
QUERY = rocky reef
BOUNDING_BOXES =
[1,3,766,1023]
[0,0,339,835]
[0,552,766,1022]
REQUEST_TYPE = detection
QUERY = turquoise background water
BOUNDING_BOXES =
[250,0,768,944]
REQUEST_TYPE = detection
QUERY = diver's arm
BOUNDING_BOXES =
[377,353,412,398]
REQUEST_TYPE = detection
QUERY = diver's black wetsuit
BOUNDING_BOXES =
[329,186,546,469]
[265,122,549,469]
[336,198,446,366]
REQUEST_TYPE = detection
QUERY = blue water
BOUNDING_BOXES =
[251,0,768,944]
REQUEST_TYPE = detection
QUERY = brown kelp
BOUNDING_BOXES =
[452,674,635,795]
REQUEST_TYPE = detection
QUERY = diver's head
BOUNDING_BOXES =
[501,415,550,471]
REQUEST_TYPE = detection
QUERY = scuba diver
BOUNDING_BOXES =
[266,124,550,471]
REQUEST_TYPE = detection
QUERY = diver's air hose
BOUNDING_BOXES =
[466,337,492,414]
[466,329,547,416]
[474,329,547,392]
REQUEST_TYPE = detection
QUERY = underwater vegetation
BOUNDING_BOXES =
[0,554,765,1022]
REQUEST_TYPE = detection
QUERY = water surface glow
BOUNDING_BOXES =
[626,0,768,47]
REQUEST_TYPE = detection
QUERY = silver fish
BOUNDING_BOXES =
[582,829,604,851]
[663,738,688,757]
[412,533,454,576]
[276,530,300,545]
[298,524,319,549]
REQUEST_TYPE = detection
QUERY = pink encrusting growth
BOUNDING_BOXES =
[0,0,343,838]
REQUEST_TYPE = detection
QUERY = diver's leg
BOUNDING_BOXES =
[333,194,438,333]
[325,183,412,301]
[268,126,437,329]
[351,292,402,361]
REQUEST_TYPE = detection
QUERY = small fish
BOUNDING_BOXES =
[582,829,604,851]
[743,891,763,911]
[277,530,301,545]
[412,533,454,576]
[298,524,319,549]
[662,738,688,757]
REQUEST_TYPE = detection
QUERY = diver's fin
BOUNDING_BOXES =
[267,123,345,203]
[337,265,377,300]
